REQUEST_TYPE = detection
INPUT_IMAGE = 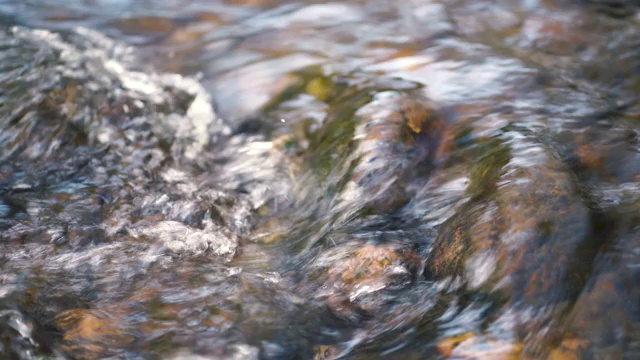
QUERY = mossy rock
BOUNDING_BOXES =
[264,67,448,215]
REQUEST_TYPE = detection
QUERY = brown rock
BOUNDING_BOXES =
[448,336,523,360]
[554,229,640,357]
[303,239,422,318]
[343,91,447,213]
[425,137,591,355]
[437,332,475,357]
[55,308,134,359]
[114,16,176,36]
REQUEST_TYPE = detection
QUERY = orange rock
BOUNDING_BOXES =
[449,336,523,360]
[327,244,412,285]
[437,332,475,357]
[548,338,588,360]
[314,345,340,360]
[55,308,134,359]
[577,144,604,170]
[304,240,422,318]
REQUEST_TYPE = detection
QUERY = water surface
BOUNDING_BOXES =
[1,0,640,359]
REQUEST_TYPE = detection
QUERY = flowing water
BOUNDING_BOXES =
[1,0,640,359]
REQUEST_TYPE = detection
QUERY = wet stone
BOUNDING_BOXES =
[271,70,449,217]
[559,122,640,184]
[553,228,640,357]
[299,234,423,320]
[344,91,448,213]
[55,308,135,359]
[446,335,524,360]
[425,134,592,355]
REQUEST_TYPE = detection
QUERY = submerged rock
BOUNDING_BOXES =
[342,91,447,213]
[300,236,422,320]
[425,134,593,357]
[552,222,640,358]
[265,68,449,219]
[55,308,135,359]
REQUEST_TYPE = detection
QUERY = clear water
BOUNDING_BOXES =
[0,0,639,359]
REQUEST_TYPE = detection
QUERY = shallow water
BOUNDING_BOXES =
[1,0,640,359]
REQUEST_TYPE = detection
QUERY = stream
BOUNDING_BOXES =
[1,0,640,359]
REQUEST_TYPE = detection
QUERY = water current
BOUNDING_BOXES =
[1,0,640,359]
